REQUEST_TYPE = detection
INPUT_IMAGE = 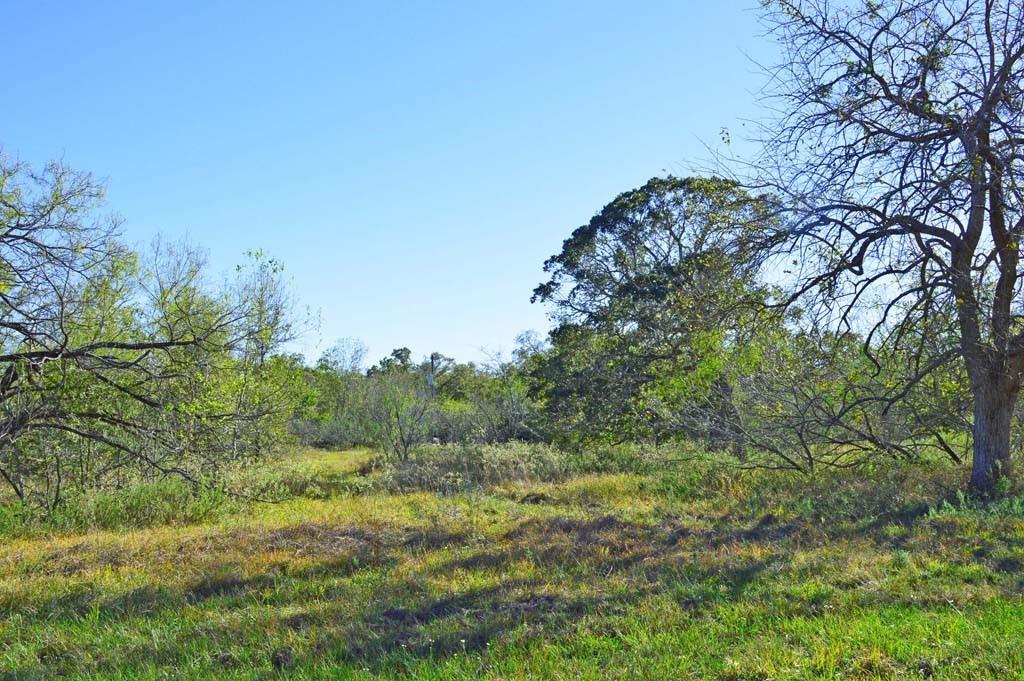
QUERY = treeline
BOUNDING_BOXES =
[289,177,974,476]
[0,160,1007,512]
[291,343,533,457]
[4,0,1024,510]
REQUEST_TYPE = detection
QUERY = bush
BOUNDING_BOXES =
[292,413,367,450]
[228,459,373,501]
[0,503,35,537]
[928,489,1024,519]
[51,478,233,531]
[556,442,667,476]
[375,441,668,494]
[0,477,235,536]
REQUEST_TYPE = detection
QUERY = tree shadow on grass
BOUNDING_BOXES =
[81,514,782,673]
[331,581,616,662]
[12,502,1024,677]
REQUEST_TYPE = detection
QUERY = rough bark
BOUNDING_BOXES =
[969,377,1018,493]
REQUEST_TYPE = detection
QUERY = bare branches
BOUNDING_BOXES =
[0,153,298,508]
[755,0,1024,491]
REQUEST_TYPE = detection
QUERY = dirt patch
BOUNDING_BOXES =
[270,647,295,671]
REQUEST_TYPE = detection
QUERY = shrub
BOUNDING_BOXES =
[928,490,1024,519]
[0,477,236,536]
[375,441,669,494]
[228,459,373,501]
[49,478,233,531]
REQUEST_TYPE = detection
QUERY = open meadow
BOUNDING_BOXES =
[3,446,1024,680]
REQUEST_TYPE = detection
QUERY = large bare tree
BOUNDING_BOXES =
[757,0,1024,492]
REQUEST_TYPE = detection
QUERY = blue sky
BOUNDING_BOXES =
[5,1,772,365]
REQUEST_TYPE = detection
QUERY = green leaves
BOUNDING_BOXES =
[532,176,779,444]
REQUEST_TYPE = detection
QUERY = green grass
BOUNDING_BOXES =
[2,448,1024,679]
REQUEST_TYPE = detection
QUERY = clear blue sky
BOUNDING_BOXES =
[5,1,771,365]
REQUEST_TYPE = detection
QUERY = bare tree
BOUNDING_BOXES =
[363,369,436,461]
[756,0,1024,492]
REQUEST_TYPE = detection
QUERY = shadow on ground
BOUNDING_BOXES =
[6,497,1024,677]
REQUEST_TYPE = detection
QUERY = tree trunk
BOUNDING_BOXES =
[969,382,1016,494]
[707,377,746,460]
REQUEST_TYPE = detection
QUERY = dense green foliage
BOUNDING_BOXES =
[291,343,535,456]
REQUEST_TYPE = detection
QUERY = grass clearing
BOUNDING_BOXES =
[2,448,1023,679]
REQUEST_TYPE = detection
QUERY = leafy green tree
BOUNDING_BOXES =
[532,176,777,449]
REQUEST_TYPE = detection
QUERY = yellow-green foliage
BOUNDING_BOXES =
[2,447,1024,679]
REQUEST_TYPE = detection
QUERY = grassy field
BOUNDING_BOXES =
[3,448,1024,679]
